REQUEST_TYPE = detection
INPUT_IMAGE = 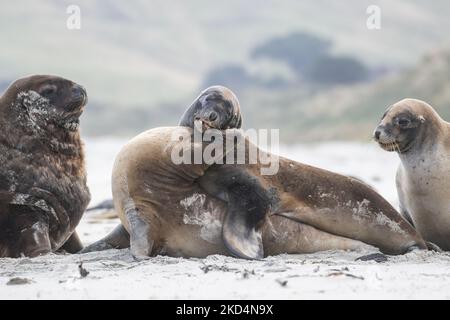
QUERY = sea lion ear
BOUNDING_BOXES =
[418,115,426,123]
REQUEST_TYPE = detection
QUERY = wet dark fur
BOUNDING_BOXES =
[0,75,90,257]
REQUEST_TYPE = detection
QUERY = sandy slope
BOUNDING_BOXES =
[1,140,450,299]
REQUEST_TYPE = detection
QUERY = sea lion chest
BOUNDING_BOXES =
[0,143,90,246]
[399,148,450,247]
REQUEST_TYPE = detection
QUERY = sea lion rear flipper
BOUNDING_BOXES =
[80,224,130,253]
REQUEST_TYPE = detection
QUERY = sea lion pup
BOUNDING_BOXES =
[374,98,450,250]
[0,75,90,258]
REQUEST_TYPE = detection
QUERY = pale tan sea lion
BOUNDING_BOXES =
[374,98,450,250]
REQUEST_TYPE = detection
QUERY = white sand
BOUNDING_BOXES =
[1,140,450,300]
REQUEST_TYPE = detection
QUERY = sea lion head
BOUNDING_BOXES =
[178,85,242,131]
[1,75,88,133]
[373,98,440,154]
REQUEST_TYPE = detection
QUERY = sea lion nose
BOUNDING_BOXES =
[374,129,381,140]
[72,85,88,105]
[209,111,218,121]
[72,85,87,99]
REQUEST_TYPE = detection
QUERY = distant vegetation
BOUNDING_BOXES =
[1,1,450,142]
[203,31,370,95]
[251,32,332,77]
[305,56,369,84]
[236,49,450,143]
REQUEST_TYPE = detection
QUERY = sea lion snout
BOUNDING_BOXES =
[70,84,88,108]
[179,85,242,130]
[374,99,427,153]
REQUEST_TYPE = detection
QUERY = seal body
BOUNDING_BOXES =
[108,127,425,258]
[111,127,229,257]
[374,98,450,250]
[0,75,90,257]
[82,87,426,258]
[199,137,427,258]
[111,127,374,258]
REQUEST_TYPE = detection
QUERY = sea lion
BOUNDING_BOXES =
[80,85,243,253]
[374,98,450,250]
[82,85,426,258]
[83,131,426,258]
[179,85,242,130]
[0,75,90,258]
[199,135,430,258]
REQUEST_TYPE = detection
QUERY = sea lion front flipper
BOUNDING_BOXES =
[80,224,130,253]
[222,201,264,260]
[220,171,273,260]
[199,166,273,260]
[11,213,52,258]
[127,209,157,260]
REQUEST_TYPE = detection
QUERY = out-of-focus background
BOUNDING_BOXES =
[3,2,450,300]
[1,0,449,143]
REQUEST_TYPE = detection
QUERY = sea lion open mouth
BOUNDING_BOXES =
[201,120,216,131]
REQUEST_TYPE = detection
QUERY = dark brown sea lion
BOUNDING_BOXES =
[0,75,90,257]
[374,98,450,250]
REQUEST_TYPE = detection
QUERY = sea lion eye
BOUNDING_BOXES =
[397,118,411,127]
[39,85,57,97]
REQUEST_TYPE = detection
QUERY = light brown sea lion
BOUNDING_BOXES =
[83,127,426,259]
[0,75,90,258]
[374,98,450,250]
[96,127,381,258]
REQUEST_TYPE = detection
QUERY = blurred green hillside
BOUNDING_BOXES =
[240,49,450,143]
[0,0,450,142]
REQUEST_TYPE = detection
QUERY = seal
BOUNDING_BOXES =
[83,129,426,258]
[82,86,427,258]
[0,75,91,257]
[179,85,242,130]
[374,98,450,250]
[80,85,243,253]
